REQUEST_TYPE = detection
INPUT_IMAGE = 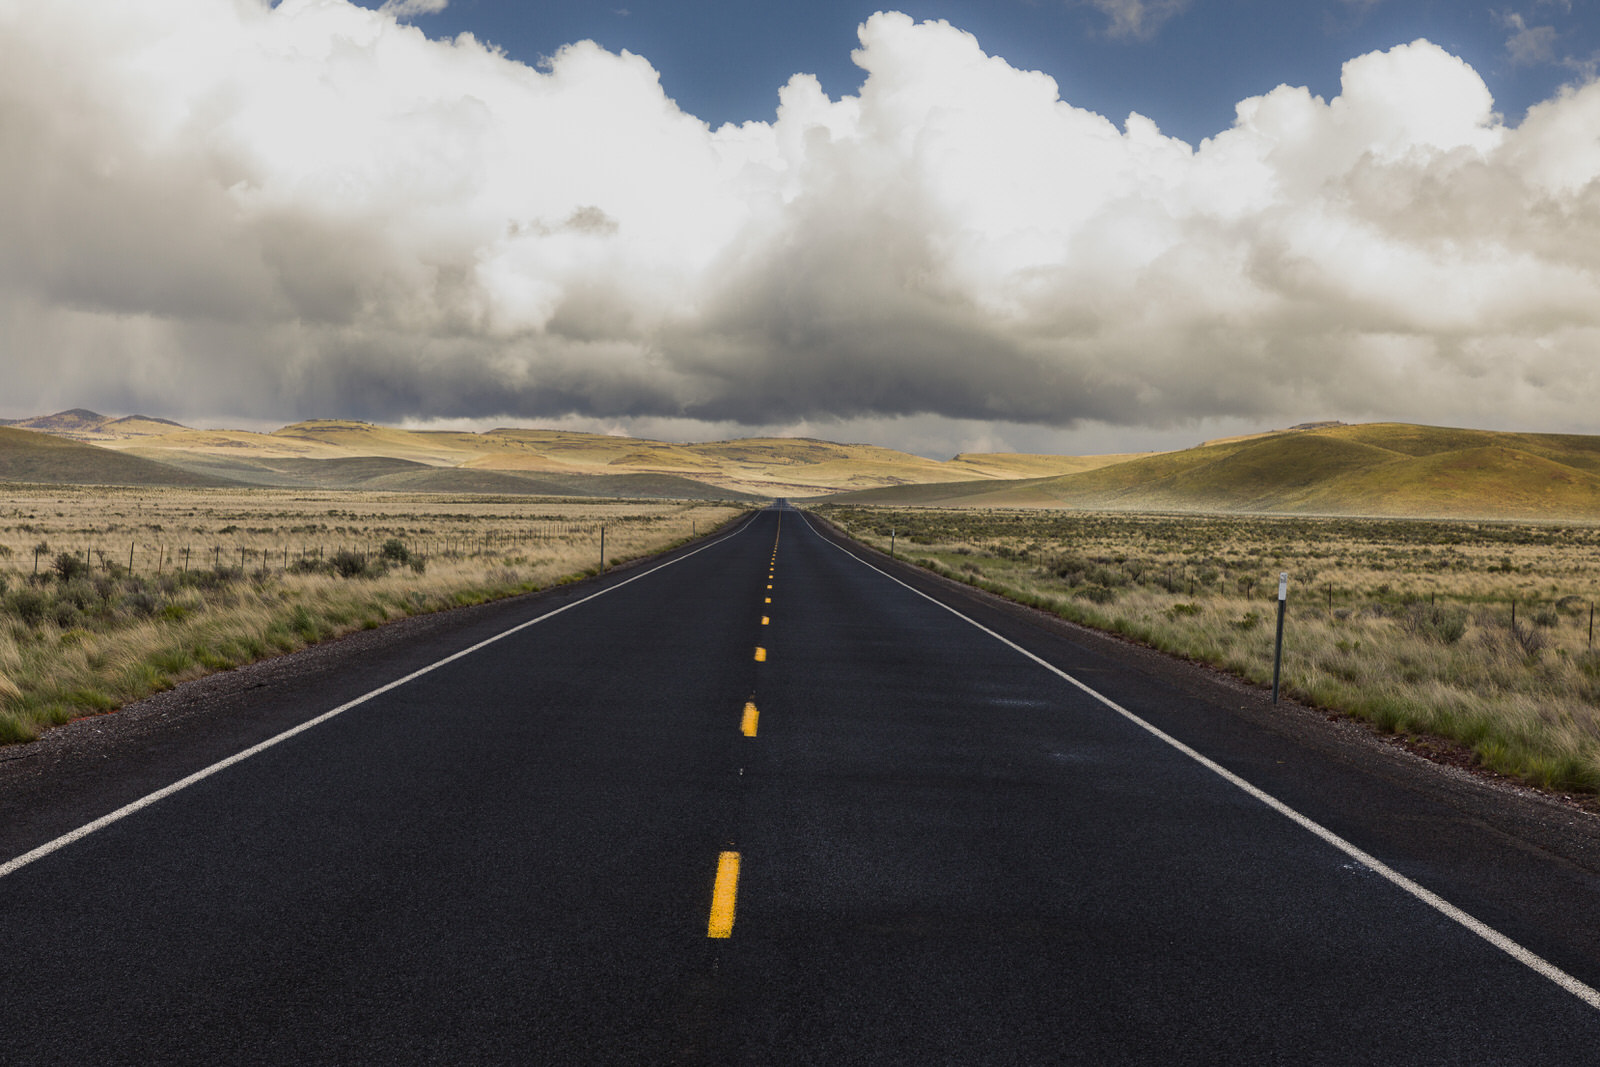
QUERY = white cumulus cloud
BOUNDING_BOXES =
[2,0,1599,452]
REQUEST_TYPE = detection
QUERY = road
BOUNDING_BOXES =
[4,504,1600,1063]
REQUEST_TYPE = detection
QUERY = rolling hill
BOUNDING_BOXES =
[821,423,1600,519]
[19,409,1600,518]
[65,414,1114,497]
[0,427,241,487]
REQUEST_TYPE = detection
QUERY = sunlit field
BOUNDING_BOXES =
[818,505,1600,795]
[0,485,744,743]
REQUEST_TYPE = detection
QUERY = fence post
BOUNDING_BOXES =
[599,525,606,573]
[1272,572,1288,705]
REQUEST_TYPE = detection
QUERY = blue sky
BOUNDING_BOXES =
[5,1,1600,455]
[363,1,1599,145]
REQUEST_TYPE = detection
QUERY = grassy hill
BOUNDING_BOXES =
[821,423,1600,520]
[0,427,239,487]
[91,417,1112,497]
[16,409,1600,517]
[19,408,1600,517]
[126,451,761,500]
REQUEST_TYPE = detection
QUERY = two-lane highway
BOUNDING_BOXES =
[5,505,1600,1063]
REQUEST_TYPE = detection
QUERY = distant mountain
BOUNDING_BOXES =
[821,423,1600,520]
[5,409,191,441]
[9,408,112,434]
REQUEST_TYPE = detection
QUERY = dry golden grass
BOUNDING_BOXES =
[0,485,742,743]
[819,505,1600,794]
[88,418,1119,497]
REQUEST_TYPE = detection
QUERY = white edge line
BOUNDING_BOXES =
[0,511,763,881]
[796,510,1600,1011]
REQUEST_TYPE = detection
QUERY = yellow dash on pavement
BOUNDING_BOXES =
[761,616,770,625]
[741,701,759,737]
[764,597,771,604]
[708,851,741,938]
[755,646,767,661]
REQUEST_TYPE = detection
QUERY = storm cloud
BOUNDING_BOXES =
[3,0,1600,451]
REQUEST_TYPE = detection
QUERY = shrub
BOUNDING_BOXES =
[1557,595,1589,616]
[1512,621,1547,658]
[1403,603,1467,645]
[52,553,89,583]
[8,588,48,627]
[380,538,411,564]
[330,550,370,578]
[1052,555,1091,582]
[1075,584,1117,605]
[124,591,161,618]
[192,567,244,590]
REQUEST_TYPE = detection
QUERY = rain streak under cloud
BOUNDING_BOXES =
[3,0,1600,454]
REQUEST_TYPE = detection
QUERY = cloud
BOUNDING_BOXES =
[3,2,1600,452]
[1499,11,1560,66]
[1080,0,1190,40]
[378,0,448,18]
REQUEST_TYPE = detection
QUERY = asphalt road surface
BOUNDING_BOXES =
[5,505,1600,1064]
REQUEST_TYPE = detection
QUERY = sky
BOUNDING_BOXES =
[2,0,1599,457]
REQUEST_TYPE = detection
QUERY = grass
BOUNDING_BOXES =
[822,422,1600,519]
[0,427,237,487]
[0,484,744,743]
[94,417,1107,498]
[817,504,1600,795]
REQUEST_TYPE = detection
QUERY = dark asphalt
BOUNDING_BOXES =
[4,505,1600,1064]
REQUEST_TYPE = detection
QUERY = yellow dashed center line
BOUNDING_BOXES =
[708,852,740,938]
[741,701,759,737]
[754,646,767,662]
[764,597,771,603]
[761,616,769,625]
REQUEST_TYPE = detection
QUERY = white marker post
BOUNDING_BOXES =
[1272,572,1288,704]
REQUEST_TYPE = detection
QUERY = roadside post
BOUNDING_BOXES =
[599,525,606,574]
[890,528,896,560]
[1272,572,1288,704]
